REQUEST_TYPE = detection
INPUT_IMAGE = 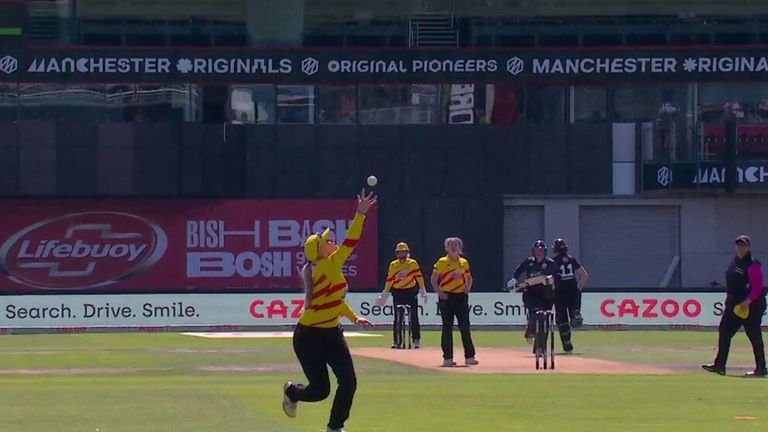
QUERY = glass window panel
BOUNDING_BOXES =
[77,0,248,22]
[0,84,18,122]
[105,84,198,122]
[359,85,438,124]
[442,84,523,125]
[170,34,212,47]
[527,86,565,125]
[486,83,524,125]
[126,33,167,46]
[699,83,768,122]
[573,86,607,123]
[699,83,768,159]
[30,1,768,47]
[76,0,250,47]
[614,85,686,122]
[19,84,108,122]
[277,85,315,124]
[229,85,275,124]
[456,1,768,16]
[82,33,123,45]
[616,84,690,161]
[214,34,248,46]
[615,85,659,122]
[318,86,357,124]
[303,0,407,42]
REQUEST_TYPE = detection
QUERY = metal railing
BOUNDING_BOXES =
[409,13,458,47]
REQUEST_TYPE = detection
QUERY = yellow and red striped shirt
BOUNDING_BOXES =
[384,258,425,292]
[298,212,365,328]
[433,255,471,293]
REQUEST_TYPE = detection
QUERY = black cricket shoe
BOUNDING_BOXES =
[702,364,726,375]
[744,369,767,378]
[563,341,574,354]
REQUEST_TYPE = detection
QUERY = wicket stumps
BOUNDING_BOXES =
[395,304,412,349]
[534,310,555,370]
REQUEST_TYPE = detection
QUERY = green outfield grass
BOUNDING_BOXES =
[0,331,765,431]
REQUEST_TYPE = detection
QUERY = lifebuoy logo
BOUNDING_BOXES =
[0,212,167,290]
[600,298,702,319]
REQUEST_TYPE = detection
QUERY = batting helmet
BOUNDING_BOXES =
[552,238,568,253]
[395,242,410,252]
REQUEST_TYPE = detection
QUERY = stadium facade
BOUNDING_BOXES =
[1,1,767,292]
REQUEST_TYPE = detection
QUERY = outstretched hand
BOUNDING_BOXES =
[355,317,373,327]
[375,294,388,307]
[357,189,377,214]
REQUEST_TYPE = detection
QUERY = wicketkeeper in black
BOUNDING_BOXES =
[551,238,589,353]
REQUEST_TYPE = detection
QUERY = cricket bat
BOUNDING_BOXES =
[515,275,554,291]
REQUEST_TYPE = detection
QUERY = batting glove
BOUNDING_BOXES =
[505,278,518,291]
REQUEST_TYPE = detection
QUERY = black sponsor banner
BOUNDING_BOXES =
[4,46,768,83]
[643,161,768,190]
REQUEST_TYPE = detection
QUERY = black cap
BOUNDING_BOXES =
[735,234,751,246]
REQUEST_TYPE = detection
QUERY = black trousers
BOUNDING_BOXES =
[439,293,476,360]
[286,324,357,430]
[554,286,580,346]
[714,296,767,371]
[392,287,421,344]
[523,291,554,338]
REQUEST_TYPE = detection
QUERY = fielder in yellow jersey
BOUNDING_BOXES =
[430,237,478,367]
[376,242,428,348]
[283,190,375,432]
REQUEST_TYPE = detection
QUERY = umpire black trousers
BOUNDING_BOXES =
[392,287,421,344]
[286,324,357,430]
[439,292,476,360]
[714,296,767,371]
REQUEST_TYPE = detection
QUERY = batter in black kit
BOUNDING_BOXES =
[551,238,589,354]
[703,234,767,377]
[509,240,558,344]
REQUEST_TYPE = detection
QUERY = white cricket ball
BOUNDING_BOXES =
[367,175,378,187]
